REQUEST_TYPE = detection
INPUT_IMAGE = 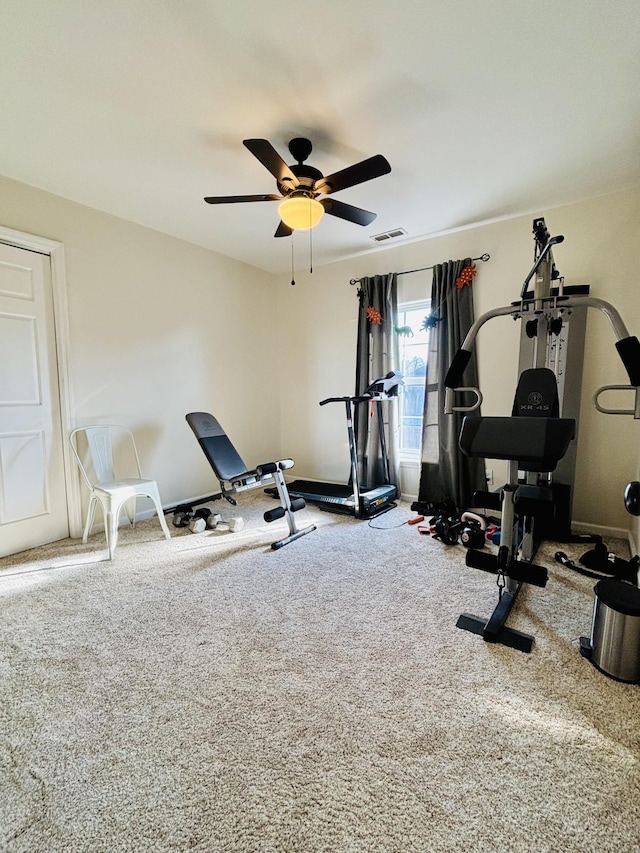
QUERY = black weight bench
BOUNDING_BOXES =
[186,412,316,549]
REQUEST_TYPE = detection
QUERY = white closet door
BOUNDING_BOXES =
[0,242,69,557]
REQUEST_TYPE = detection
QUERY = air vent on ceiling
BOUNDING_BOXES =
[371,227,407,242]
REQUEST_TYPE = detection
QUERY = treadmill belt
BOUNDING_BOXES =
[265,479,396,519]
[284,480,353,498]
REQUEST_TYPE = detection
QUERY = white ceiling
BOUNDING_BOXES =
[2,0,640,275]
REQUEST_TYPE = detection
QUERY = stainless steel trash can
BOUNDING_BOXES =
[588,578,640,683]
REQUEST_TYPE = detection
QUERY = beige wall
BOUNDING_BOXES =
[2,172,639,537]
[276,187,640,536]
[0,175,280,510]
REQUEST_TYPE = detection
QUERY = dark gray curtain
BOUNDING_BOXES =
[354,274,400,490]
[417,259,485,510]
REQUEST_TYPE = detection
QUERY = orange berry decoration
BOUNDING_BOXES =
[456,263,477,289]
[366,306,382,325]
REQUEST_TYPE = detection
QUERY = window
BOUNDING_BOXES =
[397,300,430,457]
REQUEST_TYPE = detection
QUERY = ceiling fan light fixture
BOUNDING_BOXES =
[278,194,324,230]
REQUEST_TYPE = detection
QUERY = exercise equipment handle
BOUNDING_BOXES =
[445,296,639,411]
[593,385,640,418]
[444,386,483,414]
[319,396,350,405]
[319,395,382,406]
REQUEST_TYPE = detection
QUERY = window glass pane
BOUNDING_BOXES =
[401,384,424,450]
[397,301,430,455]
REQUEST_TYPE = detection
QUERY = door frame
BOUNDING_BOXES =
[0,225,82,539]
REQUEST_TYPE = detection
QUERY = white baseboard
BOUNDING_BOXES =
[570,520,630,543]
[137,492,225,522]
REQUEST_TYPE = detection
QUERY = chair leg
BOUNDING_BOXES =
[83,496,98,544]
[103,496,123,560]
[123,497,137,528]
[149,487,171,540]
[135,483,171,540]
[105,498,120,560]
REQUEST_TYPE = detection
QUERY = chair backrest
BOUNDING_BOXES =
[185,412,248,482]
[512,367,560,418]
[69,425,142,487]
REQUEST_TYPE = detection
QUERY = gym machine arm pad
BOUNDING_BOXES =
[444,349,472,388]
[615,336,640,386]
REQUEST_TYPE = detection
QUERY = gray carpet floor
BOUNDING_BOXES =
[1,494,639,852]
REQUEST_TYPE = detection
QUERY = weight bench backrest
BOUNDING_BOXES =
[186,412,249,482]
[512,367,559,418]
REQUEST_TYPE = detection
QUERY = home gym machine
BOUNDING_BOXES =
[279,372,401,519]
[444,218,640,652]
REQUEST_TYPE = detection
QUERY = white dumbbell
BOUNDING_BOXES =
[188,508,211,533]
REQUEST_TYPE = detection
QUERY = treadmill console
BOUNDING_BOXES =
[365,370,403,399]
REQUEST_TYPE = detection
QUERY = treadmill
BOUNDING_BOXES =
[277,372,401,519]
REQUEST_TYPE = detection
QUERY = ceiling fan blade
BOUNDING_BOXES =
[314,154,391,195]
[204,194,281,204]
[243,139,299,187]
[274,221,293,238]
[321,198,377,226]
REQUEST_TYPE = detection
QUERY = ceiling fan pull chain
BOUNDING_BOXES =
[291,234,296,286]
[309,216,313,275]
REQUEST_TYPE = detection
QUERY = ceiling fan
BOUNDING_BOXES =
[204,138,391,237]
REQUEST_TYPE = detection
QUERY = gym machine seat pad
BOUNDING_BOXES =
[459,416,575,473]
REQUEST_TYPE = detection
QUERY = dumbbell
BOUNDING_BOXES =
[212,516,245,532]
[189,507,212,533]
[173,504,193,527]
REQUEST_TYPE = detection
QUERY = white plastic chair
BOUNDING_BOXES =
[69,425,171,559]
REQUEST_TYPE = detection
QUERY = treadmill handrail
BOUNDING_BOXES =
[319,394,386,406]
[320,396,349,405]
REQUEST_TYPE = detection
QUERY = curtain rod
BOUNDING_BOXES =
[349,253,491,285]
